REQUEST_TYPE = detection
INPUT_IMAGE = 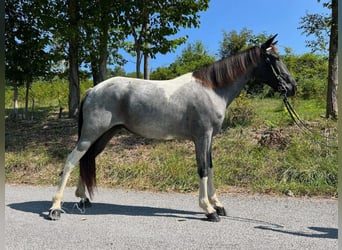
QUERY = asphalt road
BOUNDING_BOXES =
[5,184,337,250]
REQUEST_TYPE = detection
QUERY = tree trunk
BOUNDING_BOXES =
[136,46,141,79]
[143,53,150,80]
[143,17,150,80]
[98,11,108,83]
[24,81,30,119]
[91,59,100,86]
[326,0,338,119]
[91,53,107,86]
[68,44,80,117]
[99,53,107,82]
[68,0,80,118]
[12,83,19,118]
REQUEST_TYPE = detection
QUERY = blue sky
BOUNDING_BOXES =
[122,0,329,73]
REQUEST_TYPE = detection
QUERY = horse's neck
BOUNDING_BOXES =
[216,73,251,108]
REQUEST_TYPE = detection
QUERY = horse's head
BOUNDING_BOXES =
[253,34,297,97]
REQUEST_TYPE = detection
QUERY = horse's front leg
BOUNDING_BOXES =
[208,167,227,216]
[195,134,220,222]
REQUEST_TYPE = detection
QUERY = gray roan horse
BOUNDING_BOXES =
[48,35,297,222]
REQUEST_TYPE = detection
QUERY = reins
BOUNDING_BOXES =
[265,54,337,149]
[282,95,311,132]
[282,93,337,149]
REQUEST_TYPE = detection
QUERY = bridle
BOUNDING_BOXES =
[264,52,311,130]
[263,51,288,96]
[264,51,337,148]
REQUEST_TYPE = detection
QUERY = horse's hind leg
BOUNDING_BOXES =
[48,143,90,220]
[73,125,120,210]
[75,177,91,208]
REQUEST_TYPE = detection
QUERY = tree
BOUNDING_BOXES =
[67,0,81,117]
[81,0,126,86]
[170,41,216,75]
[150,40,215,80]
[219,28,253,58]
[120,0,209,79]
[218,28,272,95]
[38,0,82,117]
[326,0,338,119]
[5,0,53,119]
[219,28,270,59]
[299,0,338,119]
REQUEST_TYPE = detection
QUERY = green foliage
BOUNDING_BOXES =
[150,67,174,80]
[219,28,253,58]
[150,41,216,79]
[223,94,256,129]
[120,0,210,77]
[219,28,271,58]
[5,0,54,87]
[298,0,331,53]
[170,41,216,75]
[5,79,93,110]
[283,53,328,99]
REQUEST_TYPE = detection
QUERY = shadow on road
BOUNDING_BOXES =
[8,200,337,240]
[7,200,203,221]
[255,225,338,239]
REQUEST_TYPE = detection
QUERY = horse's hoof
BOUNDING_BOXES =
[206,212,220,222]
[48,209,62,220]
[214,206,227,216]
[79,198,92,208]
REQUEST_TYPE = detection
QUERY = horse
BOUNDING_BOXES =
[48,34,297,222]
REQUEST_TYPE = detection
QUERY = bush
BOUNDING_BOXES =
[283,53,328,100]
[223,93,256,129]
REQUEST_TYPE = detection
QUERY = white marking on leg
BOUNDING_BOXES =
[50,148,86,211]
[199,177,216,214]
[208,168,223,207]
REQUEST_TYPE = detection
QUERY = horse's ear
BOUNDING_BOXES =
[261,34,278,51]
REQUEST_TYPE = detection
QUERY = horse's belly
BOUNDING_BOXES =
[126,117,185,140]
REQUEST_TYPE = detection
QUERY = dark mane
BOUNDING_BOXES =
[192,46,261,88]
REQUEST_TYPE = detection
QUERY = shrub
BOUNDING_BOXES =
[223,93,256,129]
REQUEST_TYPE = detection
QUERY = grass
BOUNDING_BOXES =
[5,96,338,197]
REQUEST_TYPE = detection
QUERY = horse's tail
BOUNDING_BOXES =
[78,91,119,198]
[78,91,96,198]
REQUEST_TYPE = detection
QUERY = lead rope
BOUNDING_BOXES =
[265,54,336,148]
[283,96,311,132]
[282,95,337,149]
